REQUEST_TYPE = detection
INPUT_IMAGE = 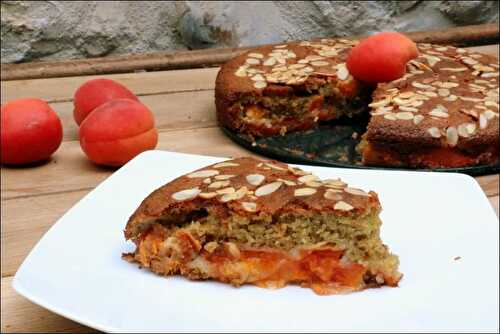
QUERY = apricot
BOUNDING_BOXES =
[346,32,419,83]
[1,98,62,165]
[73,78,139,125]
[79,99,158,166]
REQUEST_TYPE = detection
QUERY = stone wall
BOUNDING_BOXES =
[1,0,498,63]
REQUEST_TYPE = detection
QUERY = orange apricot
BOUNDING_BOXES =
[73,78,139,125]
[346,32,419,83]
[1,98,62,165]
[79,99,158,166]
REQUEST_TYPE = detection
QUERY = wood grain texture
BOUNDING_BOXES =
[1,277,96,333]
[1,67,218,103]
[1,127,258,200]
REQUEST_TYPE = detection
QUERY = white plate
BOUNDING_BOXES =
[13,150,499,333]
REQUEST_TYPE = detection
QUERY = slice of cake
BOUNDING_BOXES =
[123,157,401,295]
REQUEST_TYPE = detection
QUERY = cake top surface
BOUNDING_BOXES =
[125,157,379,239]
[216,39,499,148]
[367,43,499,148]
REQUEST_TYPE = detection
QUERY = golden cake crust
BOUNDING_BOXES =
[365,44,499,156]
[125,157,379,240]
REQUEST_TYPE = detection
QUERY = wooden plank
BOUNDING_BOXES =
[0,127,255,200]
[489,196,499,218]
[1,67,219,104]
[49,90,217,141]
[1,124,498,200]
[2,45,497,105]
[1,190,88,277]
[2,24,498,81]
[1,276,97,333]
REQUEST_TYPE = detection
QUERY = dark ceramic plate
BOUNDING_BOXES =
[221,115,500,176]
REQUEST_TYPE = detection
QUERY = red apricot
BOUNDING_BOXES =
[1,98,62,165]
[346,32,419,83]
[79,99,158,166]
[73,78,139,125]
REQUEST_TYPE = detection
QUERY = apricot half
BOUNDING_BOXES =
[73,78,139,125]
[79,99,158,166]
[346,32,419,83]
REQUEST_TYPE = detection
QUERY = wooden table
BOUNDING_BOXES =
[1,45,499,333]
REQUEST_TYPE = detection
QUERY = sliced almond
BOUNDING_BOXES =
[214,174,236,180]
[246,58,260,65]
[277,178,297,186]
[220,186,248,202]
[368,99,390,108]
[444,95,458,102]
[216,187,235,195]
[441,67,467,72]
[412,82,432,89]
[172,188,200,201]
[294,188,317,196]
[393,97,412,106]
[344,187,369,197]
[479,113,488,129]
[323,179,346,188]
[246,174,265,186]
[429,109,449,118]
[251,74,265,81]
[336,64,349,81]
[446,127,458,147]
[199,192,218,199]
[187,170,219,178]
[427,127,441,138]
[298,174,319,183]
[384,113,397,121]
[334,201,354,211]
[324,189,342,200]
[203,241,219,253]
[265,163,286,171]
[305,181,322,188]
[248,52,264,59]
[395,111,414,120]
[466,123,477,135]
[310,60,330,67]
[241,202,257,212]
[398,106,418,113]
[203,178,211,184]
[235,67,247,77]
[213,162,239,168]
[255,181,283,197]
[253,81,267,89]
[484,109,497,120]
[413,114,424,125]
[208,181,230,189]
[437,88,450,97]
[459,96,482,102]
[224,242,241,258]
[484,101,499,109]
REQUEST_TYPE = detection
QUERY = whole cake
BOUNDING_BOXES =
[124,157,401,295]
[215,39,499,168]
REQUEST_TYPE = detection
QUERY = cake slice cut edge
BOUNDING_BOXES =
[123,157,402,295]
